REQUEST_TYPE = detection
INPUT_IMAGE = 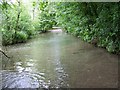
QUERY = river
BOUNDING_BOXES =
[1,29,118,88]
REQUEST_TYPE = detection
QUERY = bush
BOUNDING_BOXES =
[15,31,28,43]
[55,2,119,53]
[38,2,57,32]
[1,1,35,45]
[2,29,14,45]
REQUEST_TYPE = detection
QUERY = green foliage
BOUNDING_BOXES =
[38,2,57,32]
[1,1,119,54]
[55,2,119,53]
[2,29,14,45]
[15,31,28,43]
[1,1,35,45]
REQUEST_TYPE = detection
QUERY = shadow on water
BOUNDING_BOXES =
[1,29,118,88]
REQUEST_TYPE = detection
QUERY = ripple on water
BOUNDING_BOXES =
[2,71,49,88]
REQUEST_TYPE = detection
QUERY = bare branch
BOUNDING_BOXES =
[0,49,10,58]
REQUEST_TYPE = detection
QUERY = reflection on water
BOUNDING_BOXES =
[2,29,118,88]
[2,71,48,88]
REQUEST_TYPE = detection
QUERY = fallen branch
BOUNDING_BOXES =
[0,49,10,58]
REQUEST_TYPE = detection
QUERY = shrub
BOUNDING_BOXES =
[2,29,14,45]
[55,2,119,53]
[15,31,28,43]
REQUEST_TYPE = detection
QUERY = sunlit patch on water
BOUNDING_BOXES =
[2,71,49,88]
[54,66,69,88]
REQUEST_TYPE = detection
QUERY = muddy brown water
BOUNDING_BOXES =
[1,29,118,88]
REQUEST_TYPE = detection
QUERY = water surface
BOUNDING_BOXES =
[1,29,118,88]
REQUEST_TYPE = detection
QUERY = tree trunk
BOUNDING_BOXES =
[14,0,21,43]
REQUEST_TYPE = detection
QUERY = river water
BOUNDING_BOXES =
[1,29,118,88]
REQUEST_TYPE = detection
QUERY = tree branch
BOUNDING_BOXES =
[0,49,10,58]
